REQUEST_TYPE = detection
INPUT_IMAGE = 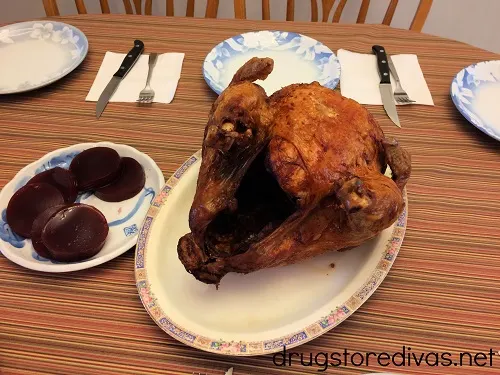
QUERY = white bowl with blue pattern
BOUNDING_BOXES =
[451,60,500,141]
[0,142,164,272]
[203,30,341,96]
[0,21,88,94]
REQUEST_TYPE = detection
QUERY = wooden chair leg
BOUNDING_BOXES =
[166,0,174,16]
[382,0,398,26]
[123,0,134,14]
[43,0,60,16]
[357,0,370,24]
[286,0,294,21]
[132,0,142,14]
[311,0,318,22]
[205,0,219,18]
[410,0,433,32]
[75,0,87,13]
[262,0,271,20]
[99,0,111,13]
[321,0,335,22]
[186,0,195,17]
[332,0,347,23]
[145,0,153,15]
[234,0,246,19]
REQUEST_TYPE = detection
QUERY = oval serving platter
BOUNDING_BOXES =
[203,30,341,96]
[0,142,164,272]
[0,21,89,94]
[135,150,408,356]
[451,60,500,141]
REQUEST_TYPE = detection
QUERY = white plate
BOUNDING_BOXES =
[135,151,408,356]
[0,21,88,94]
[203,30,341,96]
[0,142,165,272]
[451,60,500,141]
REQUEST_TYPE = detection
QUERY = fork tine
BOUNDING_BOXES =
[396,96,415,105]
[137,90,154,104]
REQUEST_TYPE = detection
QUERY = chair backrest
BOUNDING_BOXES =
[234,0,304,21]
[43,0,140,15]
[234,0,433,32]
[42,0,220,18]
[167,0,219,17]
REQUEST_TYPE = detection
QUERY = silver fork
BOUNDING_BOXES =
[137,53,158,104]
[388,56,415,105]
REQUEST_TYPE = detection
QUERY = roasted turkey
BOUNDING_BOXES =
[178,57,411,285]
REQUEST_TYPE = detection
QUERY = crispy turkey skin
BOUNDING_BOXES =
[178,57,411,285]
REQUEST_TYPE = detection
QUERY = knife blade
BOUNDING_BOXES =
[96,39,145,119]
[372,45,400,128]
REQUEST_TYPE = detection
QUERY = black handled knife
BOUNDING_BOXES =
[372,45,400,128]
[96,40,145,119]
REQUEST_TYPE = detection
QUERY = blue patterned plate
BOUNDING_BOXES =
[0,142,164,272]
[203,30,341,95]
[451,60,500,141]
[0,21,88,94]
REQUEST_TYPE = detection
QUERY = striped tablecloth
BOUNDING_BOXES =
[1,14,499,375]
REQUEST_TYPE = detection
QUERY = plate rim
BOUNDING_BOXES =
[202,29,341,95]
[0,141,165,272]
[135,150,408,356]
[0,20,89,95]
[450,59,500,142]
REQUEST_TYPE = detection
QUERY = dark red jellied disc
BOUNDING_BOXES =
[69,147,121,191]
[95,157,146,202]
[6,183,65,238]
[31,204,68,258]
[27,167,78,203]
[41,204,109,262]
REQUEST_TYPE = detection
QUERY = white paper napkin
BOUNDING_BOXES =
[337,49,434,106]
[86,52,185,103]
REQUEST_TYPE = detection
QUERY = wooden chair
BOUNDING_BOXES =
[234,0,433,32]
[42,0,220,18]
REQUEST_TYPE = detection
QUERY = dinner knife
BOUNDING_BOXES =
[372,45,400,128]
[96,40,145,119]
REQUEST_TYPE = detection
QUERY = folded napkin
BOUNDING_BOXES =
[337,49,434,106]
[86,52,185,103]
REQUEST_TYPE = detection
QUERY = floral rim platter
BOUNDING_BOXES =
[0,142,165,272]
[0,21,89,94]
[203,30,341,96]
[451,60,500,141]
[135,150,407,356]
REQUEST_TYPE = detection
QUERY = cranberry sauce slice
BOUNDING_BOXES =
[31,204,68,258]
[69,147,121,191]
[27,167,78,203]
[6,183,65,238]
[41,204,109,262]
[95,157,146,202]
